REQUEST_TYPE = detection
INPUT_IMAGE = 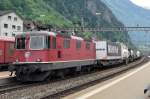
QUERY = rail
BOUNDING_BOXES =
[0,57,147,99]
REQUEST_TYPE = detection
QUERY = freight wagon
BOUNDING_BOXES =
[95,41,129,66]
[0,36,15,69]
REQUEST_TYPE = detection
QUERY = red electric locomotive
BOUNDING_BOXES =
[0,36,15,69]
[9,31,96,81]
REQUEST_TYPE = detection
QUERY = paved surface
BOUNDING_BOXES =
[0,71,11,79]
[64,61,150,99]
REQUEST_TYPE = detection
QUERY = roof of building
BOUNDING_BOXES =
[0,10,23,20]
[0,11,13,16]
[15,31,57,37]
[0,36,15,42]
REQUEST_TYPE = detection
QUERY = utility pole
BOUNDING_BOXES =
[81,0,87,31]
[96,12,101,28]
[81,15,84,31]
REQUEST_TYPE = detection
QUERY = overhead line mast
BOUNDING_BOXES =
[52,27,150,32]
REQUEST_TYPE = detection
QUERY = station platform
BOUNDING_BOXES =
[63,61,150,99]
[0,71,12,79]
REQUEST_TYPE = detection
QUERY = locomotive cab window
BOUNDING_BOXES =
[52,37,56,49]
[45,36,50,49]
[16,37,26,49]
[30,36,45,50]
[64,39,70,48]
[76,40,82,49]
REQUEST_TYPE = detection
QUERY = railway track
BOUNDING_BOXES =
[42,57,148,99]
[0,64,9,71]
[0,57,148,99]
[0,77,16,87]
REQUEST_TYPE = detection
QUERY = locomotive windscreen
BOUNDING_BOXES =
[16,37,26,49]
[30,36,44,50]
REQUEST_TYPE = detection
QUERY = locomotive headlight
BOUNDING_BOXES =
[25,52,31,58]
[36,58,42,62]
[16,59,19,63]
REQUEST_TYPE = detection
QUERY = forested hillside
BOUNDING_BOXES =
[0,0,131,45]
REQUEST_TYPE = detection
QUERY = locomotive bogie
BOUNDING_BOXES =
[10,59,96,81]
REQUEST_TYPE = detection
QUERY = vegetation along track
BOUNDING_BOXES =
[0,57,148,99]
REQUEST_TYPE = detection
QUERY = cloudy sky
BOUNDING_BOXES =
[130,0,150,9]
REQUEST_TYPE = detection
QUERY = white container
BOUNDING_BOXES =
[95,41,122,60]
[120,43,129,59]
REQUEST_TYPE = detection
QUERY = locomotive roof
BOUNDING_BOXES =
[0,36,15,42]
[71,35,83,40]
[16,31,56,36]
[57,33,85,41]
[16,31,92,41]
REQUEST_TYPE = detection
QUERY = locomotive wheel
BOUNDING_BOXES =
[81,66,92,73]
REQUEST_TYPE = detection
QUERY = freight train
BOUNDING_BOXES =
[0,36,15,69]
[8,31,141,81]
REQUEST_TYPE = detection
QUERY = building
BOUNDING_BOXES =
[0,11,23,37]
[23,20,53,31]
[23,20,37,31]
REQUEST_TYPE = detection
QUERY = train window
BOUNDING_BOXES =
[16,37,26,49]
[52,37,56,49]
[30,36,44,50]
[64,39,70,48]
[4,24,8,28]
[45,36,50,49]
[76,40,81,49]
[94,43,96,50]
[86,42,90,49]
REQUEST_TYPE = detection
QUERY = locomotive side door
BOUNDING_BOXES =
[55,36,63,60]
[0,41,4,64]
[4,42,14,63]
[47,36,57,61]
[56,36,62,60]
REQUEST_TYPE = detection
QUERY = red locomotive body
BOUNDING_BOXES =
[14,32,95,62]
[0,36,15,68]
[11,31,96,81]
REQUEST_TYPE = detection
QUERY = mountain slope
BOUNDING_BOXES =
[101,0,150,26]
[101,0,150,50]
[0,0,73,27]
[0,0,131,45]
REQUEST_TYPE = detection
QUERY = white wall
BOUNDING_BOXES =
[0,12,23,37]
[0,18,1,36]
